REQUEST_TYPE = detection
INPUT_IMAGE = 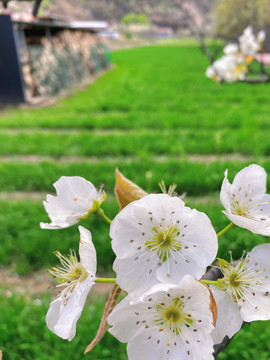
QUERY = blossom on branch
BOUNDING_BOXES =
[220,164,270,235]
[110,194,218,293]
[239,26,259,56]
[206,54,246,83]
[40,176,106,229]
[46,226,96,341]
[206,26,266,84]
[210,244,270,344]
[108,275,216,360]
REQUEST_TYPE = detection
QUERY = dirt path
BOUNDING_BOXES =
[0,268,114,297]
[0,153,261,164]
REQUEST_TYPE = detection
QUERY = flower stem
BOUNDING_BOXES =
[201,279,217,286]
[96,207,112,225]
[96,278,116,283]
[217,222,234,238]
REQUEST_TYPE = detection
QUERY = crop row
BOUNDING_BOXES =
[0,46,269,131]
[0,128,270,156]
[0,158,268,194]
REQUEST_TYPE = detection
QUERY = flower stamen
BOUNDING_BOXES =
[219,252,268,306]
[155,297,193,346]
[48,249,89,304]
[145,224,182,263]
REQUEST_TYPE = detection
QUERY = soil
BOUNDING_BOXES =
[0,268,114,297]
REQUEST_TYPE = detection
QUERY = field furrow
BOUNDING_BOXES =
[1,44,270,360]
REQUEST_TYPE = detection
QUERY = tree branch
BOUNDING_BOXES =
[32,0,43,17]
[170,0,220,64]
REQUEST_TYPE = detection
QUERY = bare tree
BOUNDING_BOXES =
[170,0,221,64]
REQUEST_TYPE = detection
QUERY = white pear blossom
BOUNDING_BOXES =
[206,55,247,84]
[206,26,266,83]
[257,30,266,44]
[205,65,220,82]
[46,226,96,341]
[40,176,106,229]
[239,26,260,56]
[108,275,216,360]
[210,244,270,344]
[223,43,239,56]
[110,194,218,293]
[220,164,270,235]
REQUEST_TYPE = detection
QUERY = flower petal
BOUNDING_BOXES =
[222,211,270,236]
[220,169,231,210]
[78,226,97,276]
[231,164,267,201]
[239,244,270,321]
[210,286,243,344]
[40,176,98,229]
[46,277,94,341]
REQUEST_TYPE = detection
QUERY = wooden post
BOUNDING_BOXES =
[0,15,25,103]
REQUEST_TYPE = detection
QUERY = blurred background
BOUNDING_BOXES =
[0,0,270,359]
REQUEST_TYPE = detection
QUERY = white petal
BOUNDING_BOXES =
[176,275,215,330]
[46,277,94,341]
[113,254,159,293]
[78,226,97,275]
[239,244,270,321]
[180,325,214,360]
[127,329,172,360]
[210,287,243,344]
[223,211,270,236]
[248,243,270,266]
[41,176,97,229]
[220,169,232,210]
[108,290,153,343]
[253,194,270,218]
[224,43,239,55]
[231,164,267,201]
[175,208,218,269]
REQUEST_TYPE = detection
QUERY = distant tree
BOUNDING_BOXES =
[213,0,270,39]
[121,12,150,26]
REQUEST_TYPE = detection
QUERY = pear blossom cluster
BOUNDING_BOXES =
[41,163,270,359]
[206,26,266,83]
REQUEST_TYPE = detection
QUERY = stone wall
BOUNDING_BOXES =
[20,29,110,98]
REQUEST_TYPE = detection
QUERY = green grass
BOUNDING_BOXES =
[0,290,126,360]
[2,128,270,156]
[1,159,270,196]
[1,43,270,359]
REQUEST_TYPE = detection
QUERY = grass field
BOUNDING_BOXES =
[1,43,270,359]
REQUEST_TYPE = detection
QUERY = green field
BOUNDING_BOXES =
[1,43,270,359]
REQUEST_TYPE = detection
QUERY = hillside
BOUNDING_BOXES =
[1,0,213,27]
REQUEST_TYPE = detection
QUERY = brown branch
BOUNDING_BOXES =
[32,0,43,17]
[84,284,122,355]
[170,0,219,64]
[242,76,270,83]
